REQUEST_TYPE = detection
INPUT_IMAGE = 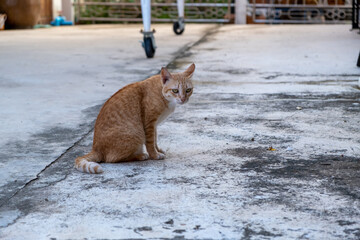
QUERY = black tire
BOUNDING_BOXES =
[173,22,184,35]
[144,37,155,58]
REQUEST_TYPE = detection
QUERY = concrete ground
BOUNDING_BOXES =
[0,24,359,239]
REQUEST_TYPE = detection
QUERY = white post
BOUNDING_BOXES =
[53,0,62,18]
[177,0,184,18]
[141,0,151,32]
[61,0,74,22]
[235,0,247,24]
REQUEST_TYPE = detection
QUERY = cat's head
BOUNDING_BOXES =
[161,63,195,105]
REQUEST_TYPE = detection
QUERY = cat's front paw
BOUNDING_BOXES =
[136,153,149,161]
[157,147,165,154]
[151,152,165,160]
[156,153,166,160]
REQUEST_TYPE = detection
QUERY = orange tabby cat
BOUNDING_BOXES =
[75,63,195,174]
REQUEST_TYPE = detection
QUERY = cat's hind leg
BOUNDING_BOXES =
[75,151,103,174]
[105,145,148,162]
[103,133,146,163]
[127,145,149,161]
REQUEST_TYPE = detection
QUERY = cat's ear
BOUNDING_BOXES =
[183,63,195,79]
[161,67,172,85]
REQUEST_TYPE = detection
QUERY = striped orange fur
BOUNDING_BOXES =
[75,63,195,174]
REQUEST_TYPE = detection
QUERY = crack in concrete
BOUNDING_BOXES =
[166,25,221,70]
[0,127,94,209]
[0,130,95,229]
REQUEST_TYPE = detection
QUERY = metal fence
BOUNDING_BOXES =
[247,0,353,23]
[74,0,234,23]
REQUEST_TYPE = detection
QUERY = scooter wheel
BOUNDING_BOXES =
[173,22,184,35]
[144,36,155,58]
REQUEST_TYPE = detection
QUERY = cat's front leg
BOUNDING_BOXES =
[155,129,165,154]
[145,121,165,160]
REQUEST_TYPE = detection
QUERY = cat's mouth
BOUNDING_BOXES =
[177,100,187,105]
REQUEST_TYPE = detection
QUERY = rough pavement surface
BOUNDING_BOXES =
[0,24,359,239]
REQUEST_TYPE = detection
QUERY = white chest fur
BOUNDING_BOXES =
[157,100,176,125]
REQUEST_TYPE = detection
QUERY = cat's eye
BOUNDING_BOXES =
[172,89,179,94]
[186,88,192,93]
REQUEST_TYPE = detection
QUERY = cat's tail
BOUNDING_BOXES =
[75,151,103,174]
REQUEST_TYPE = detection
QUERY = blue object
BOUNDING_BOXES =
[51,16,73,26]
